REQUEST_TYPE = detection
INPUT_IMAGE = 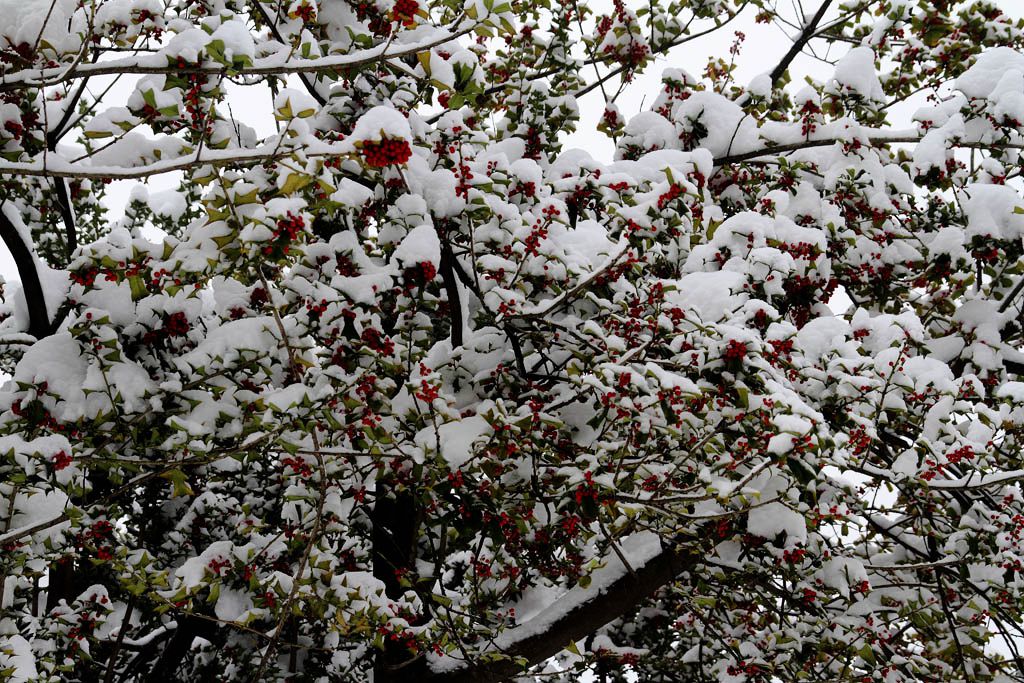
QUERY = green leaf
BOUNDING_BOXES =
[159,469,194,497]
[128,275,148,301]
[280,173,311,195]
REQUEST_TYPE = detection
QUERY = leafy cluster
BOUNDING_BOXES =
[2,0,1024,682]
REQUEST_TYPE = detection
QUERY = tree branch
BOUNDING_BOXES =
[11,130,1024,184]
[0,144,343,181]
[0,205,53,338]
[51,177,77,261]
[769,0,834,87]
[46,77,92,264]
[373,490,427,681]
[572,2,751,100]
[439,232,464,348]
[714,133,920,166]
[250,1,327,107]
[0,26,473,91]
[425,544,697,683]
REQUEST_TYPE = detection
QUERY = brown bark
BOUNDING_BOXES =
[425,545,698,683]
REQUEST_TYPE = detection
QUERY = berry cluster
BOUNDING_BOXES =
[3,120,23,139]
[723,339,748,364]
[657,183,683,210]
[263,212,306,257]
[392,0,419,26]
[336,253,361,276]
[402,260,437,290]
[78,520,115,562]
[163,311,191,337]
[361,137,413,167]
[353,0,391,36]
[361,327,395,355]
[290,1,316,23]
[142,312,191,345]
[52,450,74,471]
[273,212,304,242]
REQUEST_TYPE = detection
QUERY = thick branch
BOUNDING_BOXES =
[426,544,696,683]
[46,79,92,264]
[373,490,427,681]
[144,615,220,682]
[0,206,53,338]
[51,177,77,261]
[0,27,473,91]
[714,133,921,166]
[0,143,346,181]
[438,230,464,348]
[13,130,1008,183]
[768,0,834,87]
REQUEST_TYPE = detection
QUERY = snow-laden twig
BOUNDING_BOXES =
[0,23,475,90]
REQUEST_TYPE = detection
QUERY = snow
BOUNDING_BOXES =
[1,205,69,330]
[0,27,482,91]
[263,383,312,411]
[415,415,491,468]
[796,316,850,362]
[178,316,277,369]
[960,184,1024,241]
[425,50,456,89]
[819,557,868,597]
[12,334,87,422]
[214,587,254,622]
[83,359,157,415]
[429,532,665,673]
[164,28,213,63]
[773,414,812,435]
[953,299,1007,370]
[956,47,1024,99]
[176,540,234,589]
[618,112,677,154]
[7,489,71,544]
[890,450,919,479]
[828,47,884,101]
[747,73,772,98]
[746,502,806,546]
[913,113,964,173]
[998,382,1024,403]
[928,226,969,262]
[274,88,319,119]
[0,634,36,682]
[146,190,188,220]
[767,434,796,455]
[670,91,758,157]
[393,224,441,266]
[405,161,464,218]
[3,6,1024,679]
[987,68,1024,124]
[644,363,699,394]
[663,271,746,321]
[549,219,617,272]
[211,19,256,64]
[330,178,375,208]
[0,0,81,53]
[349,106,412,143]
